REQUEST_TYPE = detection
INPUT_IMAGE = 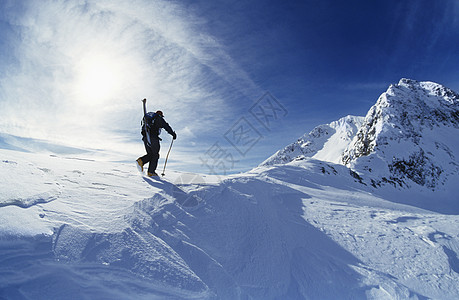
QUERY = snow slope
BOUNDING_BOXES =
[1,147,459,299]
[261,115,364,166]
[1,79,459,299]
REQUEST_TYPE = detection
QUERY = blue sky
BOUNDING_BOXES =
[1,0,458,174]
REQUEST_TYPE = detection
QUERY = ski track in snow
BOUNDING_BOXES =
[1,148,459,299]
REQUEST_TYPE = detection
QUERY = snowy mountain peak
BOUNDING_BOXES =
[264,79,459,190]
[397,78,459,105]
[384,78,459,111]
[342,79,459,189]
[260,115,364,166]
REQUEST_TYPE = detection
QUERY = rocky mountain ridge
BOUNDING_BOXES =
[262,78,459,190]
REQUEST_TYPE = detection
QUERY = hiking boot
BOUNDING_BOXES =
[136,158,144,172]
[147,172,159,177]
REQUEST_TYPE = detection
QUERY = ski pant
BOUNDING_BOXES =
[140,138,160,174]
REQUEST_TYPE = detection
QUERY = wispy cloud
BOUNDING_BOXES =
[0,0,261,166]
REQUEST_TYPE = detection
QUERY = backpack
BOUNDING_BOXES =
[141,112,160,146]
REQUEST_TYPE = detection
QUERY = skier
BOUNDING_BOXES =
[136,99,176,177]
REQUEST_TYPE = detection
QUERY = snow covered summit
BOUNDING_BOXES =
[264,78,459,191]
[343,78,459,189]
[261,115,364,166]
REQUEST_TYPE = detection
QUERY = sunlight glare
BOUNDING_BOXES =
[74,53,124,106]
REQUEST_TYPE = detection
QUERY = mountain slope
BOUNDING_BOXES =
[264,79,459,193]
[1,148,459,299]
[261,115,364,166]
[342,78,459,190]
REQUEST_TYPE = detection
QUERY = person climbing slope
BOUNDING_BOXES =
[136,98,176,177]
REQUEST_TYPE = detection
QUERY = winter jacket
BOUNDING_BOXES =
[142,113,176,142]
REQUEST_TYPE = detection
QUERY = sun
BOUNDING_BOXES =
[74,52,124,106]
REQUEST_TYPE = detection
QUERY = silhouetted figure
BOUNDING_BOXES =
[136,99,176,177]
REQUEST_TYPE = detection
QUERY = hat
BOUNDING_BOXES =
[156,110,164,117]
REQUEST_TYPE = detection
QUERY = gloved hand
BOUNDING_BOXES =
[172,132,177,140]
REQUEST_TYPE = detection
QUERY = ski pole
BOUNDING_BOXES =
[161,139,174,176]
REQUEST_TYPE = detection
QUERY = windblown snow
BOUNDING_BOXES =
[1,79,459,299]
